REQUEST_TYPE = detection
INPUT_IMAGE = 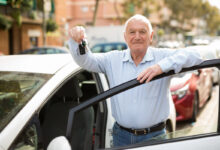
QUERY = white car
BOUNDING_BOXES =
[186,45,219,85]
[0,54,219,150]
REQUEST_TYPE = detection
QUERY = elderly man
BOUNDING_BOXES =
[68,14,202,147]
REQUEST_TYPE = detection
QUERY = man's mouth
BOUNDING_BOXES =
[132,42,143,44]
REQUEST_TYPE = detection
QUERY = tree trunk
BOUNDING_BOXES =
[92,0,99,26]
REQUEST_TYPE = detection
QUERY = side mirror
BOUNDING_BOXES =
[47,136,71,150]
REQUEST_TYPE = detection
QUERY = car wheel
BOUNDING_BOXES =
[165,120,173,139]
[190,92,198,123]
[208,80,213,101]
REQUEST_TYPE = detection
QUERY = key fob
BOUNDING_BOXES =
[79,40,86,55]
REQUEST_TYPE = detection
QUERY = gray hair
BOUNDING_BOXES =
[124,14,153,34]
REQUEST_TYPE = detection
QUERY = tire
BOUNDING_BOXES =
[208,81,213,101]
[165,121,173,139]
[190,92,198,123]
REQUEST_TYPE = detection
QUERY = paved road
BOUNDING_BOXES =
[176,85,219,136]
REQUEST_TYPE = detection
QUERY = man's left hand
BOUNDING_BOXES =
[137,64,163,83]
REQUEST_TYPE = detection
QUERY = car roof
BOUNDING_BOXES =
[0,54,78,74]
[25,46,69,51]
[19,46,69,54]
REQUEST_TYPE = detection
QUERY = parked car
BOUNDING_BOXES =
[170,68,213,122]
[19,46,69,54]
[187,45,219,85]
[209,40,220,58]
[91,42,127,53]
[170,45,216,123]
[0,54,175,150]
[158,41,184,48]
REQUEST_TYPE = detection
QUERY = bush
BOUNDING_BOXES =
[46,19,58,32]
[0,14,12,30]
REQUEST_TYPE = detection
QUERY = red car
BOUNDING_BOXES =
[170,69,213,122]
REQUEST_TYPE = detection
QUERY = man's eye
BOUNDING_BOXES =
[140,30,146,34]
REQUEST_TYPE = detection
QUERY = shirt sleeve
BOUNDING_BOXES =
[157,48,203,73]
[68,38,108,73]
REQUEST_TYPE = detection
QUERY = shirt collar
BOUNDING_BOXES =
[122,49,132,62]
[122,48,154,63]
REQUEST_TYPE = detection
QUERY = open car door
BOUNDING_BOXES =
[63,59,220,150]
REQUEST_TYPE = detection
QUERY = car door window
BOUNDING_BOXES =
[91,45,103,53]
[10,117,40,150]
[12,124,38,150]
[167,68,219,138]
[27,49,39,54]
[116,44,127,50]
[55,49,66,54]
[44,48,54,54]
[103,45,115,52]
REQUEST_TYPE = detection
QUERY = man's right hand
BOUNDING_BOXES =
[69,26,86,44]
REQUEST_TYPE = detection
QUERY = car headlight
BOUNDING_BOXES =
[171,84,189,100]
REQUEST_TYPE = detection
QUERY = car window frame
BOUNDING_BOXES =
[9,114,42,150]
[66,59,220,149]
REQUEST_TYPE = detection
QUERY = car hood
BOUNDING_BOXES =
[170,73,192,91]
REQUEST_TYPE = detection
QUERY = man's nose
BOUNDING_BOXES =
[134,32,141,39]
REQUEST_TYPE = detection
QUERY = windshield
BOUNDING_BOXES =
[0,72,51,131]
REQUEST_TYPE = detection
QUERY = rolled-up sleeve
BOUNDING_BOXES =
[158,48,203,73]
[68,39,108,73]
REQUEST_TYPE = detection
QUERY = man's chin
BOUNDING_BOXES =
[131,47,146,52]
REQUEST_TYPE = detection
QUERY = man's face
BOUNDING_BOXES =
[124,19,153,53]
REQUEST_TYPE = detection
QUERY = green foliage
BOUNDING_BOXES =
[28,11,37,20]
[157,29,165,37]
[7,0,33,26]
[8,0,32,11]
[164,0,220,35]
[46,19,58,32]
[0,14,12,30]
[205,7,220,35]
[165,0,205,22]
[122,0,161,19]
[21,0,33,12]
[36,0,43,11]
[11,9,22,26]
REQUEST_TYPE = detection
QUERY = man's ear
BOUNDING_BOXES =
[150,31,154,44]
[124,32,127,43]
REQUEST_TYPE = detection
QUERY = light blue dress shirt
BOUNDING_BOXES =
[68,39,203,129]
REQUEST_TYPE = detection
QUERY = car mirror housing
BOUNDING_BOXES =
[47,136,71,150]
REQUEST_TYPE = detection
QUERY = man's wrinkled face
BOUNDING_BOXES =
[124,19,153,53]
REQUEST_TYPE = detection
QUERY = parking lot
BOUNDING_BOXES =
[176,85,219,135]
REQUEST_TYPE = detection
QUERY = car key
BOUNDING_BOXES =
[79,40,86,55]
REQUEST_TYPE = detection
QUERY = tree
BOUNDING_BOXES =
[114,0,123,24]
[205,6,220,35]
[92,0,100,26]
[164,0,220,35]
[122,0,160,20]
